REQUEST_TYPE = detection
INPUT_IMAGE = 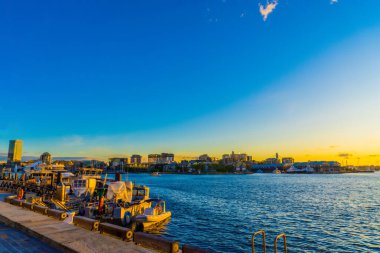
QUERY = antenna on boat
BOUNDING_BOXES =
[103,173,108,186]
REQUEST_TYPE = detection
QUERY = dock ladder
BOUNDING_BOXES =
[252,230,287,253]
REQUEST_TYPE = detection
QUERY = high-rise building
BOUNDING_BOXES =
[148,154,161,164]
[40,152,52,164]
[161,153,174,163]
[7,140,23,163]
[130,154,142,164]
[148,153,175,164]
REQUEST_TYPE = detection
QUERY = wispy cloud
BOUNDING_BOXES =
[338,153,353,158]
[330,0,338,5]
[259,0,278,21]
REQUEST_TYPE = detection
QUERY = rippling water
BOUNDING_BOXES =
[116,173,380,252]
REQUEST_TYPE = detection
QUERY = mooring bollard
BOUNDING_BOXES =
[10,198,24,207]
[22,202,34,210]
[133,232,180,253]
[73,216,100,231]
[47,209,68,220]
[33,205,48,215]
[99,222,133,241]
[182,244,216,253]
[4,196,16,203]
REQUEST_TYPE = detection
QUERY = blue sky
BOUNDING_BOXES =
[1,1,380,163]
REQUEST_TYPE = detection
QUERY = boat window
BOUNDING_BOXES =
[133,189,146,196]
[73,180,86,188]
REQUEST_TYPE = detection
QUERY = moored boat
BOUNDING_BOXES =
[135,199,171,230]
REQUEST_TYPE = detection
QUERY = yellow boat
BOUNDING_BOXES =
[135,199,171,230]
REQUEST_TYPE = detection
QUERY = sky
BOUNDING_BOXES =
[1,0,380,164]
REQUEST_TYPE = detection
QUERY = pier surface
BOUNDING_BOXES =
[0,223,58,253]
[0,198,153,253]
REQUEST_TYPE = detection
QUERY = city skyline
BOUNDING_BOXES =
[1,1,380,165]
[0,140,376,167]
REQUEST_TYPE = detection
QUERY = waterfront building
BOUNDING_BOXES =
[225,151,249,163]
[79,160,107,169]
[264,158,281,164]
[282,157,295,164]
[163,162,177,172]
[264,153,281,164]
[148,154,161,164]
[221,154,233,164]
[252,164,284,173]
[148,153,174,164]
[130,154,142,164]
[40,152,52,164]
[161,153,174,163]
[293,161,341,173]
[7,140,23,163]
[109,157,128,168]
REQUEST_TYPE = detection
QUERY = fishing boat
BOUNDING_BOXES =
[150,172,160,176]
[135,199,171,230]
[82,181,153,227]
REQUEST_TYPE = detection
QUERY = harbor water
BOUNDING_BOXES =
[116,173,379,252]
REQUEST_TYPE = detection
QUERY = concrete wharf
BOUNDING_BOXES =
[0,198,153,253]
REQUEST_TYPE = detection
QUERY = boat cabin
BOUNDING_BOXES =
[132,185,150,201]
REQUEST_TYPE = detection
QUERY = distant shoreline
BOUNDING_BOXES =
[102,171,377,175]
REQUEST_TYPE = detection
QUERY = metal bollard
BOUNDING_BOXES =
[4,196,16,203]
[33,205,48,215]
[73,216,100,231]
[47,209,68,220]
[133,232,180,253]
[22,202,34,211]
[99,222,133,241]
[10,198,24,207]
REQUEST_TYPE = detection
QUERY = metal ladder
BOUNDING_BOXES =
[252,230,287,253]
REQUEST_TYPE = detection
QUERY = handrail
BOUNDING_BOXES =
[252,230,266,253]
[274,233,287,253]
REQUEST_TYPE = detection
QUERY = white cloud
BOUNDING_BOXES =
[259,0,278,21]
[330,0,338,4]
